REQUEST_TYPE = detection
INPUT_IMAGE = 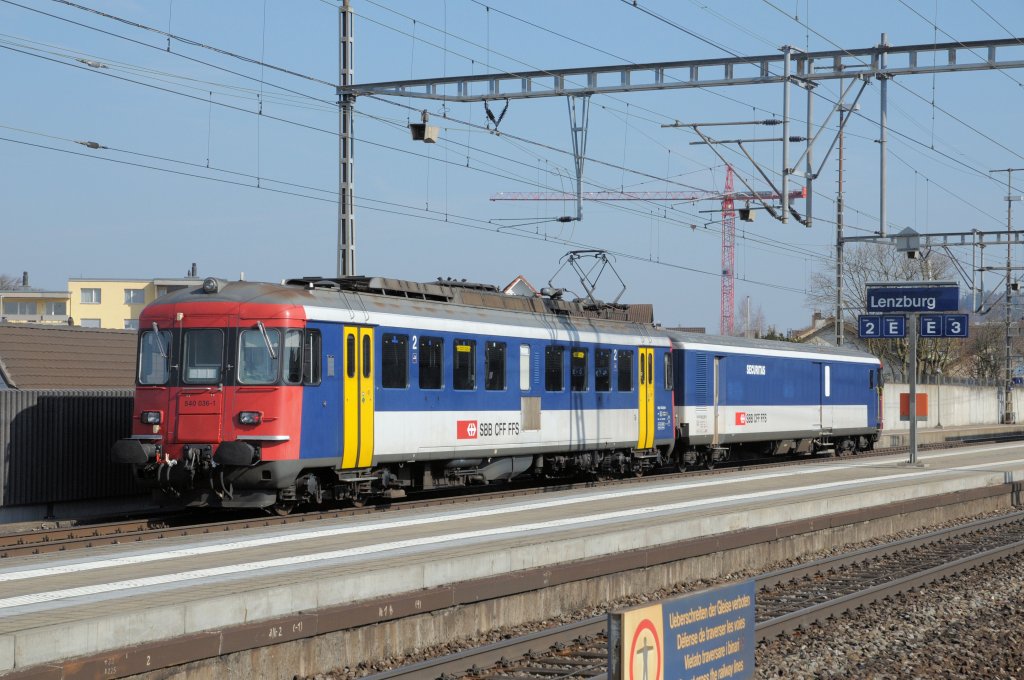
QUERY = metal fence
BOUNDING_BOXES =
[0,389,139,507]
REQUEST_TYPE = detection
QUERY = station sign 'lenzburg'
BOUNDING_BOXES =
[865,284,959,313]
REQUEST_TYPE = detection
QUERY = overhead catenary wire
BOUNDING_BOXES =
[0,133,811,296]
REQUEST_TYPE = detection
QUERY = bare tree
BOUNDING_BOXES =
[0,274,21,290]
[807,243,961,381]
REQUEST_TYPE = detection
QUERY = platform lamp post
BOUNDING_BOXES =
[935,368,942,429]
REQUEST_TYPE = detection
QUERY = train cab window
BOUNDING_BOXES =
[138,329,172,385]
[618,349,634,391]
[454,339,476,390]
[595,349,612,392]
[419,336,443,389]
[238,328,282,385]
[302,330,321,385]
[362,334,372,379]
[664,352,674,390]
[283,330,303,384]
[184,329,225,384]
[519,344,531,391]
[346,333,356,378]
[485,341,506,391]
[545,345,565,391]
[571,348,588,391]
[382,334,409,388]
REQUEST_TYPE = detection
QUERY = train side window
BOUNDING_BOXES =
[419,336,443,389]
[869,369,874,390]
[545,345,565,391]
[571,348,588,391]
[382,334,408,388]
[183,329,224,384]
[519,344,531,391]
[485,341,506,391]
[664,352,673,390]
[362,334,372,379]
[303,330,321,385]
[595,349,611,392]
[454,339,476,390]
[618,349,634,391]
[283,329,303,384]
[346,333,356,379]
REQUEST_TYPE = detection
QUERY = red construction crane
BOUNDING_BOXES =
[491,167,805,335]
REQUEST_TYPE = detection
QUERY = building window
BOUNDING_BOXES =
[124,319,139,330]
[545,345,565,392]
[124,289,145,304]
[571,348,588,391]
[453,339,476,390]
[80,318,101,328]
[45,301,66,316]
[81,288,101,304]
[618,349,634,391]
[382,334,408,388]
[595,349,612,392]
[419,336,443,389]
[485,341,506,391]
[2,301,35,315]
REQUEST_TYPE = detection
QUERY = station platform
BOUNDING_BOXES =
[1,440,1023,678]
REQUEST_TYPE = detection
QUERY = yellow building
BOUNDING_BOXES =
[68,277,201,330]
[0,287,71,324]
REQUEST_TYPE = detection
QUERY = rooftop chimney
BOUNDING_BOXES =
[22,271,28,287]
[190,263,198,277]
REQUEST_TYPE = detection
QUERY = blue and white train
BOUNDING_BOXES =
[112,276,881,511]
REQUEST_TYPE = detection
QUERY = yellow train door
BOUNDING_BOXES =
[637,347,655,450]
[342,326,375,469]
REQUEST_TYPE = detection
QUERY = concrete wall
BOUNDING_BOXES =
[882,382,1000,430]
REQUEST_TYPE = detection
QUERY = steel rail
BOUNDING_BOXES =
[754,532,1024,640]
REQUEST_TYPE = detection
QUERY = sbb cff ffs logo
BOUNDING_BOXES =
[457,420,478,439]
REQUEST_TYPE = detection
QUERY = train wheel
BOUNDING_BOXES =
[272,502,296,516]
[703,453,715,470]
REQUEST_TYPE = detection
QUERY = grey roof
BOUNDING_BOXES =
[0,324,137,389]
[664,329,877,360]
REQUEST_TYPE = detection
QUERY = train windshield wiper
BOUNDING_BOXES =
[257,321,278,360]
[151,322,166,358]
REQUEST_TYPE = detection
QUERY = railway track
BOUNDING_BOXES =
[358,510,1024,680]
[0,437,996,559]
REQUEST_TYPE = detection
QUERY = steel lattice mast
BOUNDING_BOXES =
[721,166,736,336]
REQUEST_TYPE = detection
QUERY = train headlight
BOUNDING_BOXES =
[141,411,162,425]
[238,411,263,425]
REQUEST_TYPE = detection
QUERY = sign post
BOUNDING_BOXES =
[861,281,963,466]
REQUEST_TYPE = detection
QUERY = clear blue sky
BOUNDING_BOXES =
[2,0,1023,332]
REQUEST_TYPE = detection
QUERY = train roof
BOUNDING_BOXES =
[144,276,666,342]
[664,329,879,362]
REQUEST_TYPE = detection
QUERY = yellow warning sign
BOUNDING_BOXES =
[621,603,664,680]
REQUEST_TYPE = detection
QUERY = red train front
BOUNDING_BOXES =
[112,278,314,508]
